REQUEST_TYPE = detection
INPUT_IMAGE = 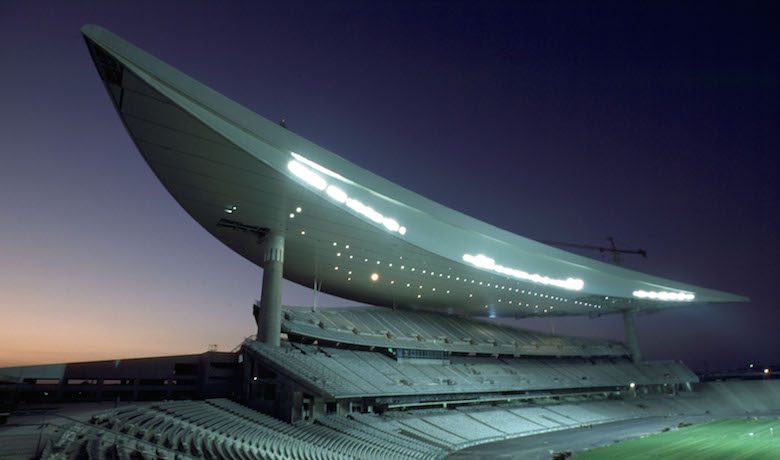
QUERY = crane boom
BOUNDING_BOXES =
[540,236,646,264]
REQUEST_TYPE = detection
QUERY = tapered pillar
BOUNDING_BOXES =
[257,232,284,346]
[623,309,642,363]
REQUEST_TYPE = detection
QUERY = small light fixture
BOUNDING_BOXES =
[370,273,379,282]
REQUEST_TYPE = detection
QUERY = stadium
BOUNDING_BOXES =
[1,24,777,459]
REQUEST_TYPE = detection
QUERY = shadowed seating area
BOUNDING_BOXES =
[282,306,628,357]
[243,340,697,400]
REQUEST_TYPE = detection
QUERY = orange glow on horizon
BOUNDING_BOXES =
[0,285,255,368]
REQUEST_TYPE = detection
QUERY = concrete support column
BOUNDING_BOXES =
[257,232,284,346]
[623,309,642,363]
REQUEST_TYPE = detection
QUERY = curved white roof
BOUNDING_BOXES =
[81,24,747,318]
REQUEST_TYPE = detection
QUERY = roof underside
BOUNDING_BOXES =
[81,24,747,318]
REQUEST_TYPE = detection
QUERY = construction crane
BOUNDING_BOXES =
[540,236,646,265]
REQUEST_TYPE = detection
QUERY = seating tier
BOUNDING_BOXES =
[244,341,698,399]
[282,306,628,357]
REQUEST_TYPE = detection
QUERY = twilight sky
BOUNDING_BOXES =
[0,1,777,371]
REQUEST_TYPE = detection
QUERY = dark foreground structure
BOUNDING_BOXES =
[1,25,765,459]
[0,352,240,405]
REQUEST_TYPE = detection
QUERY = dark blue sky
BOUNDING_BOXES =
[0,1,777,370]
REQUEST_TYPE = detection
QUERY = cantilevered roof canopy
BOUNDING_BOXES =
[81,24,746,318]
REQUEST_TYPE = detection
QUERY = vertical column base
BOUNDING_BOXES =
[257,233,284,346]
[623,310,642,363]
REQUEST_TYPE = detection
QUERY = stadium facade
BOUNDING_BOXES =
[1,25,768,460]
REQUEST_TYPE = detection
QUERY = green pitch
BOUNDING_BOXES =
[576,418,780,459]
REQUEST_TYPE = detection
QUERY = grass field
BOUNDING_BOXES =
[576,418,780,459]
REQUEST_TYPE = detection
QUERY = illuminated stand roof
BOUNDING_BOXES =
[81,25,746,319]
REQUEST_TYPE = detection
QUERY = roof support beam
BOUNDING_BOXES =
[623,310,642,363]
[257,232,285,346]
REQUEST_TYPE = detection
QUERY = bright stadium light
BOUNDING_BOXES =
[764,368,770,375]
[288,155,408,237]
[462,253,585,291]
[629,382,636,389]
[291,152,351,183]
[326,185,348,203]
[345,198,383,224]
[382,217,400,232]
[633,290,695,302]
[287,160,327,190]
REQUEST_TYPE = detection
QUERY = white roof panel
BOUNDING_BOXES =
[81,24,747,318]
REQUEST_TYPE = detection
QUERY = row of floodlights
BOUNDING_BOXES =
[287,153,407,236]
[462,253,585,291]
[286,154,698,303]
[632,290,695,302]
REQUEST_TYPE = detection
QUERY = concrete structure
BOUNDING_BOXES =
[0,23,762,460]
[80,24,746,358]
[623,310,642,363]
[258,232,285,346]
[0,352,240,405]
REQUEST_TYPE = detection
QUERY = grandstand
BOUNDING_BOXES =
[242,341,694,407]
[244,309,697,420]
[281,307,627,357]
[0,24,757,459]
[39,380,780,459]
